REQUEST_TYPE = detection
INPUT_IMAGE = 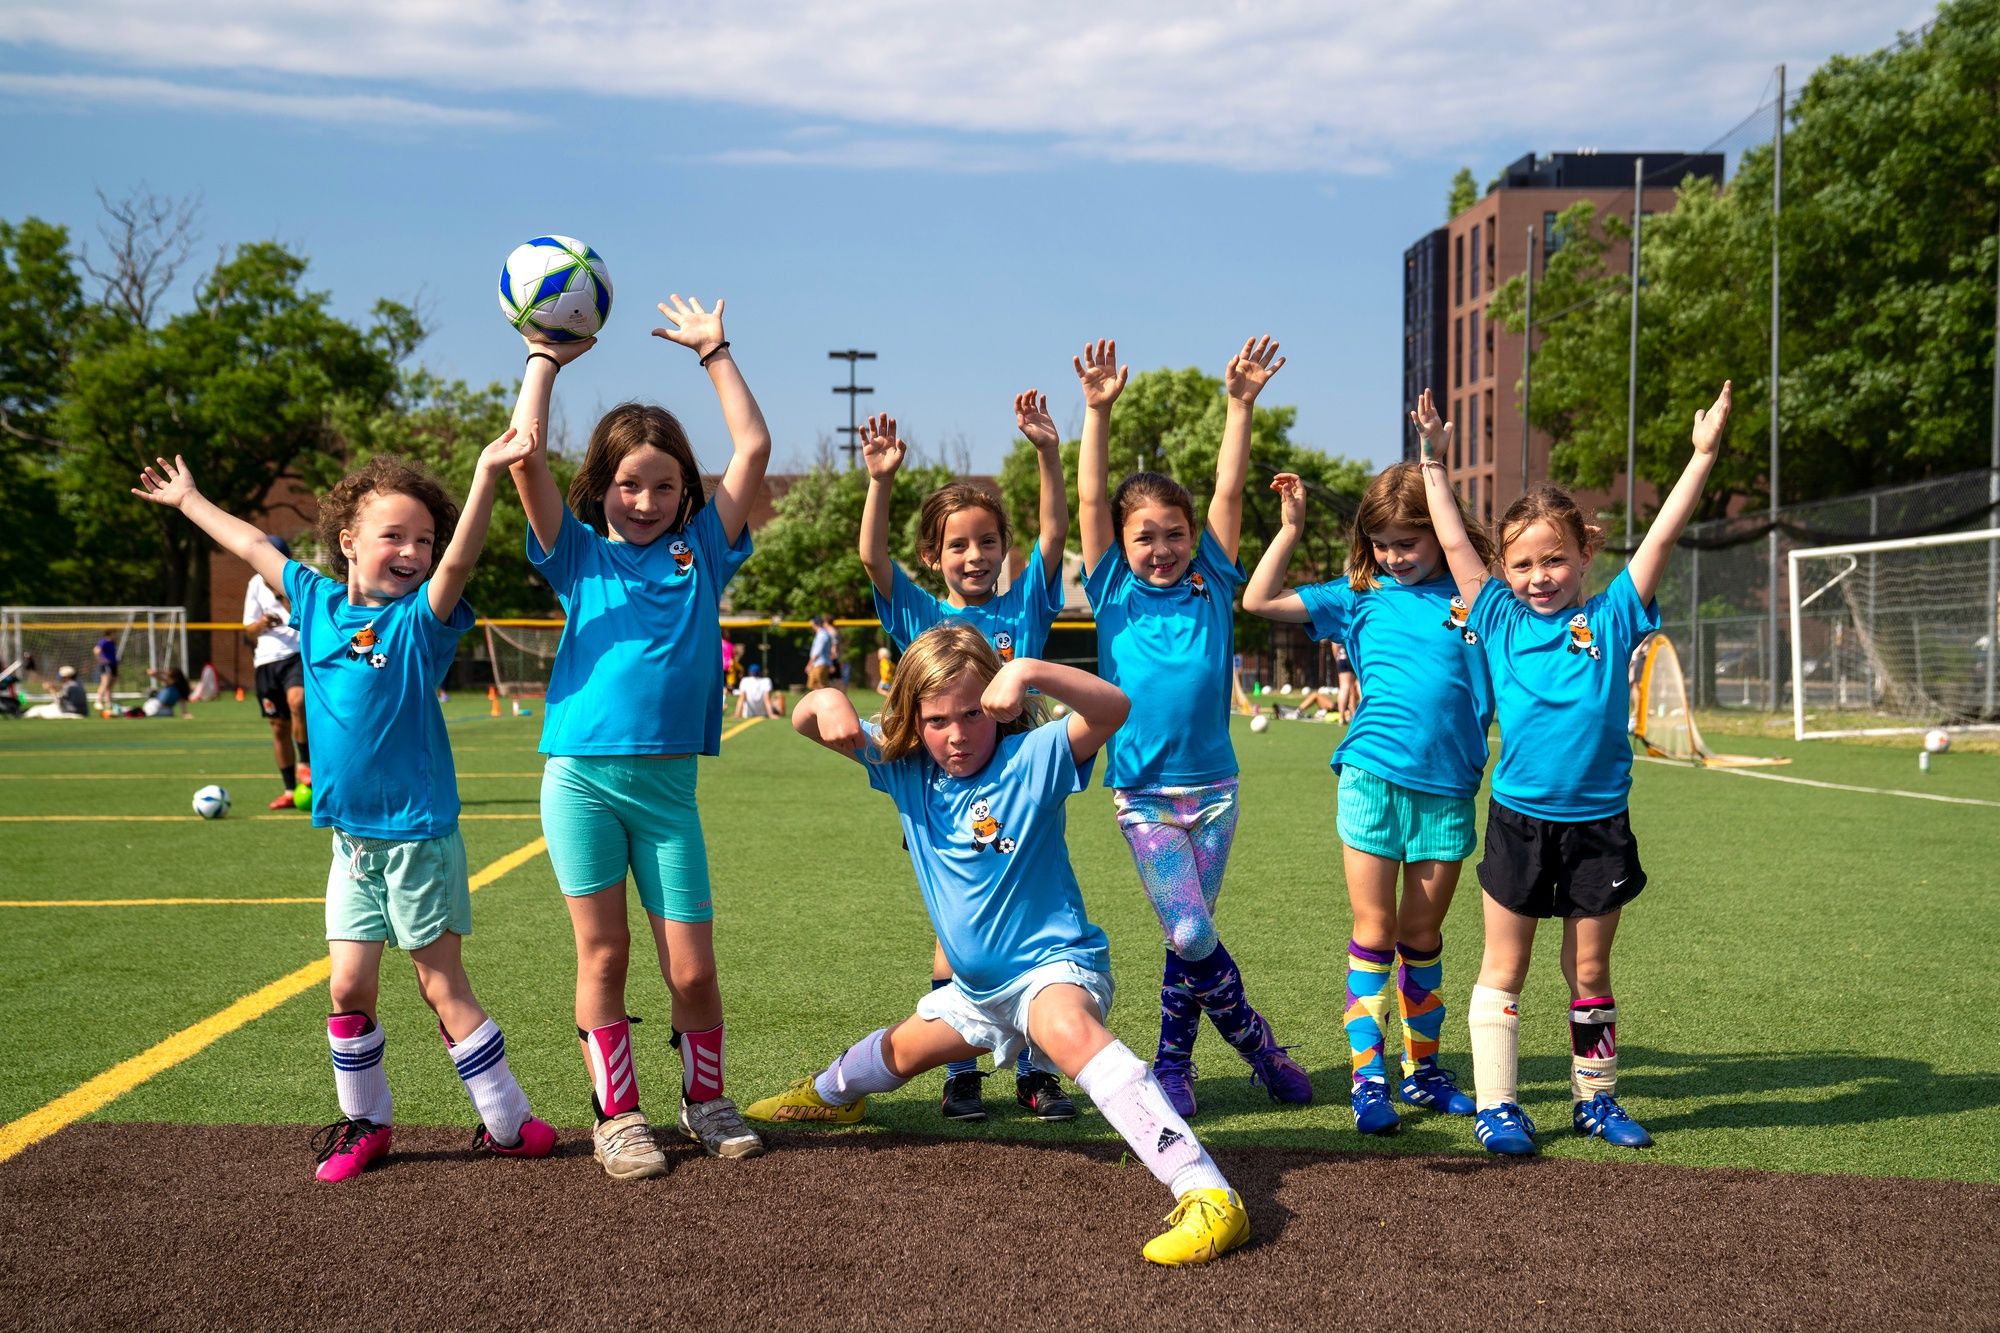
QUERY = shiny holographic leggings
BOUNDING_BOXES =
[1112,778,1240,963]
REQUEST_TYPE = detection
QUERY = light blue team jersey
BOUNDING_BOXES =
[1297,574,1495,800]
[1084,532,1244,790]
[1469,568,1661,821]
[872,543,1064,663]
[860,717,1111,1003]
[529,504,751,757]
[283,560,473,841]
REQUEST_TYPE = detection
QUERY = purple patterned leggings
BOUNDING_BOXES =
[1112,778,1241,963]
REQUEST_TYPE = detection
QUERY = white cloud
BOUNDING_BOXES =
[0,71,531,128]
[0,1,1932,169]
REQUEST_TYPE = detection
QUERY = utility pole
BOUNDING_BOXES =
[829,349,877,468]
[1768,65,1785,711]
[1985,202,1998,717]
[1625,156,1644,550]
[1521,225,1536,502]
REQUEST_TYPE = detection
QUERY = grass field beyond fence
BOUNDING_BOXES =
[1,698,1996,1183]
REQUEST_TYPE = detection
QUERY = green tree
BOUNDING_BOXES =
[0,219,90,604]
[1447,166,1480,219]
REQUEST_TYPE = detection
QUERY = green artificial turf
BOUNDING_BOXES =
[2,697,1995,1181]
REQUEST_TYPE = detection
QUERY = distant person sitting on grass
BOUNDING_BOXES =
[129,665,192,717]
[24,665,90,719]
[736,664,781,719]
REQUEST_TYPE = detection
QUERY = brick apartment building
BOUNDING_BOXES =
[1403,150,1725,525]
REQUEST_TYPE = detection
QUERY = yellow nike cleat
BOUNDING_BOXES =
[1141,1188,1250,1266]
[742,1077,865,1125]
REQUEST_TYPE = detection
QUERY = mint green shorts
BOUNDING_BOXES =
[541,755,713,922]
[325,828,471,950]
[1335,766,1477,865]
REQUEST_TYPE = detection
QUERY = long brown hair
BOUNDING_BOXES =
[1345,462,1497,590]
[917,483,1012,568]
[876,622,1044,763]
[568,402,705,536]
[1496,483,1605,562]
[316,456,459,581]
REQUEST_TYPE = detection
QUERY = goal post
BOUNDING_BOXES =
[0,606,189,701]
[1788,528,2000,740]
[1633,633,1790,767]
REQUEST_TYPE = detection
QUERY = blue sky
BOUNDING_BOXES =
[0,1,1927,475]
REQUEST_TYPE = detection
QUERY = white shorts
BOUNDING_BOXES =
[915,960,1114,1075]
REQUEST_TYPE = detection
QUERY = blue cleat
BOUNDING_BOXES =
[1351,1079,1401,1135]
[1573,1092,1653,1147]
[1473,1102,1538,1156]
[1399,1065,1477,1115]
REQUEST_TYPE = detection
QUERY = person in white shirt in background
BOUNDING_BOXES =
[244,533,312,809]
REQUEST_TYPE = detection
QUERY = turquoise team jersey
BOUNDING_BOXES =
[860,718,1111,1003]
[1296,573,1495,800]
[1085,532,1245,790]
[872,543,1064,662]
[1469,568,1660,821]
[530,504,751,757]
[283,561,473,841]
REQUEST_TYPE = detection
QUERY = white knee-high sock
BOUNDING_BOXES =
[814,1028,908,1104]
[328,1012,392,1124]
[1468,985,1521,1111]
[1075,1040,1229,1199]
[447,1019,531,1144]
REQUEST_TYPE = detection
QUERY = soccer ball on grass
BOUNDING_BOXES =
[1922,728,1951,754]
[192,784,231,819]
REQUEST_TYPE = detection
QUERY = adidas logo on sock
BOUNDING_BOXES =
[1156,1127,1184,1153]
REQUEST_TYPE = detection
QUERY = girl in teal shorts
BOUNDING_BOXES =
[504,295,771,1180]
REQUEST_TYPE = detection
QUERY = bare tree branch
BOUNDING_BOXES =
[80,186,202,327]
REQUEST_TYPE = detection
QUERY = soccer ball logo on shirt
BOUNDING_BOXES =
[346,623,389,669]
[1566,613,1601,660]
[1187,571,1209,600]
[1442,595,1479,645]
[969,799,1012,854]
[670,539,694,574]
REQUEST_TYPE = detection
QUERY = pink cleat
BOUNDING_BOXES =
[312,1118,392,1182]
[474,1115,557,1158]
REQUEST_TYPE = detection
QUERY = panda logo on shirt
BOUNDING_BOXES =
[1187,571,1209,601]
[1442,595,1479,645]
[669,540,694,575]
[346,622,388,669]
[994,632,1015,663]
[969,798,1014,854]
[1567,613,1602,660]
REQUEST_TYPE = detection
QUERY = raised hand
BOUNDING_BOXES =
[1409,388,1454,465]
[981,659,1031,722]
[651,294,726,355]
[1270,472,1306,529]
[1073,338,1129,410]
[859,413,907,481]
[522,333,596,366]
[477,423,537,475]
[1014,389,1059,451]
[132,455,200,509]
[1225,336,1285,404]
[1691,380,1732,455]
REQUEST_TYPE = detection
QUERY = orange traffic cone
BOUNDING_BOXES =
[235,686,245,702]
[488,685,500,717]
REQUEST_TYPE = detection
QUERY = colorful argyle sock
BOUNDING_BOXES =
[1396,940,1446,1077]
[1344,940,1394,1085]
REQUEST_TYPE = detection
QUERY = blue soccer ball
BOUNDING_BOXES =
[498,235,613,343]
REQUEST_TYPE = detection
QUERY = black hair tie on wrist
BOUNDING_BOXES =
[526,351,559,369]
[699,340,731,367]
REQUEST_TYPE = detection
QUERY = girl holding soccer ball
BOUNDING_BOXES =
[1075,335,1311,1118]
[853,396,1076,1123]
[504,294,772,1180]
[1417,381,1732,1155]
[1243,461,1497,1138]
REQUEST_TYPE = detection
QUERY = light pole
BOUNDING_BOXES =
[1521,225,1536,503]
[1625,156,1644,551]
[1768,64,1785,711]
[829,349,877,468]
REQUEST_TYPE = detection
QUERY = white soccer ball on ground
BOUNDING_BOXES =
[192,784,231,819]
[499,236,613,343]
[1923,728,1952,754]
[1249,713,1270,733]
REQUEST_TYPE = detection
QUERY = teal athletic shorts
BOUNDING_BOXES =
[1335,765,1477,865]
[541,754,713,922]
[325,828,471,950]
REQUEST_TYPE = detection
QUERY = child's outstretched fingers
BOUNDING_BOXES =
[1270,472,1305,527]
[1074,339,1128,409]
[860,413,906,479]
[652,294,726,353]
[1226,336,1285,401]
[1691,380,1733,454]
[1015,390,1059,449]
[132,455,196,507]
[481,424,537,472]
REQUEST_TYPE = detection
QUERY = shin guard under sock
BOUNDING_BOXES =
[446,1018,531,1144]
[1569,995,1618,1101]
[1468,985,1521,1111]
[1344,940,1394,1085]
[1075,1040,1228,1198]
[328,1011,392,1124]
[675,1023,726,1103]
[814,1028,908,1104]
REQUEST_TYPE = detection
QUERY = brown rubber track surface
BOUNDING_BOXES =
[2,1123,1995,1332]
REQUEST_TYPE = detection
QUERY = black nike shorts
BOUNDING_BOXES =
[255,655,305,720]
[1476,801,1645,919]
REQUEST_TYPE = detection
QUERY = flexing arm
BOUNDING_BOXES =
[856,413,907,598]
[1210,336,1284,562]
[981,657,1130,764]
[430,424,540,619]
[133,457,291,590]
[1242,473,1313,623]
[1015,389,1069,571]
[1410,389,1490,606]
[508,336,594,555]
[1627,381,1730,606]
[792,686,867,757]
[654,295,771,543]
[1073,339,1127,571]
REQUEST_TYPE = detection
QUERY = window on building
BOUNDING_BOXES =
[1486,220,1496,283]
[1454,318,1463,387]
[1455,234,1464,305]
[1470,475,1479,515]
[1484,389,1495,453]
[1543,210,1565,265]
[1468,397,1480,466]
[1469,309,1480,381]
[1470,224,1481,299]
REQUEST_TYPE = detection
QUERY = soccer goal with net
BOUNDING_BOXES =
[1788,528,2000,740]
[481,620,564,699]
[1632,633,1789,767]
[0,606,188,701]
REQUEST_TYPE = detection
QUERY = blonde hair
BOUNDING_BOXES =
[1496,483,1605,562]
[875,622,1043,763]
[1345,462,1496,591]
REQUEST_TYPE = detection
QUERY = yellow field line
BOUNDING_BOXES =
[0,772,549,781]
[0,897,324,908]
[0,834,548,1165]
[0,812,542,823]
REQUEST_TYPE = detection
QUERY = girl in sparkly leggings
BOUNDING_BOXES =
[1074,335,1311,1117]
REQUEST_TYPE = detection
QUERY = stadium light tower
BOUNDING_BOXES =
[829,350,877,468]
